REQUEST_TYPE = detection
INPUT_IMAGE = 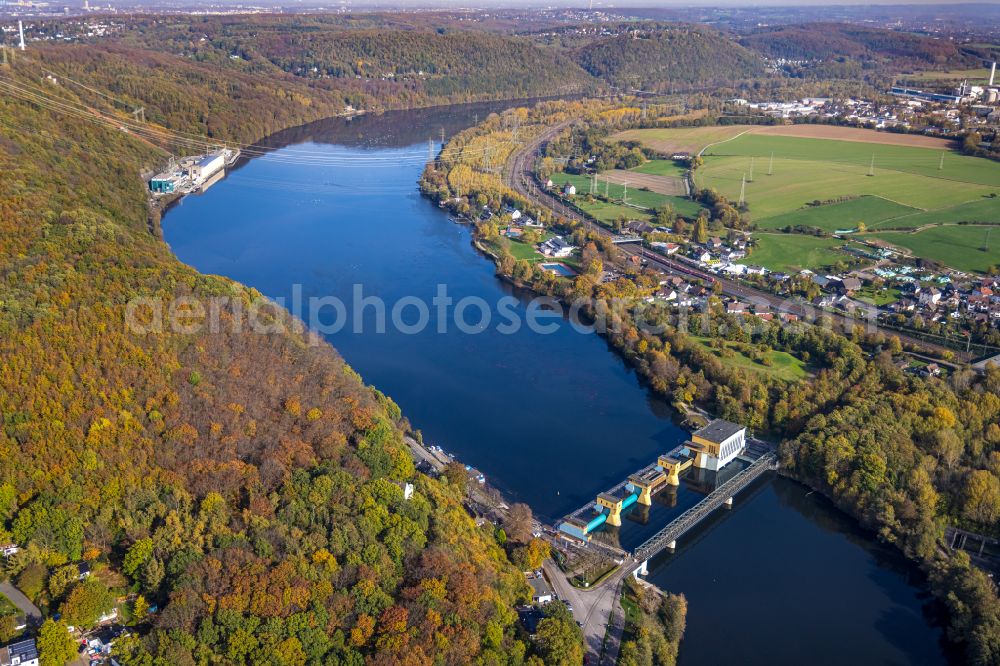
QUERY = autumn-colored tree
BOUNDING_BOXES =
[37,619,76,666]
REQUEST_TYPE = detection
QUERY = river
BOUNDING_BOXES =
[162,102,953,664]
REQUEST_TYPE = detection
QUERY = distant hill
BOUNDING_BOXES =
[111,17,599,104]
[569,26,765,89]
[740,23,975,72]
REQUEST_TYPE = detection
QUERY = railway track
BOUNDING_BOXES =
[501,119,965,361]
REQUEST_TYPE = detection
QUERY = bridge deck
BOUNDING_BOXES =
[633,451,779,561]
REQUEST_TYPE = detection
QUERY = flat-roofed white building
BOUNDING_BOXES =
[688,419,746,472]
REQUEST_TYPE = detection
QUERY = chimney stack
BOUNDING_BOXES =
[990,61,997,87]
[18,20,25,51]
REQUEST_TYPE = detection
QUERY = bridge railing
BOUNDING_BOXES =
[633,452,778,561]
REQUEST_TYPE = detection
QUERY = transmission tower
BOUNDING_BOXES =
[748,157,755,183]
[739,174,746,207]
[939,152,945,170]
[767,151,774,176]
[867,154,875,177]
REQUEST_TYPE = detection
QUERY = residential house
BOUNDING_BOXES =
[920,288,942,306]
[0,544,19,558]
[0,639,38,666]
[655,288,677,302]
[840,277,862,294]
[529,577,553,605]
[727,302,747,315]
[625,220,654,234]
[562,183,576,196]
[539,236,576,258]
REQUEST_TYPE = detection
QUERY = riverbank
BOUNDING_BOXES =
[424,103,999,662]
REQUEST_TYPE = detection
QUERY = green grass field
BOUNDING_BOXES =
[0,594,18,617]
[866,197,1000,229]
[869,225,1000,273]
[698,156,998,219]
[704,134,1000,187]
[756,196,920,232]
[748,233,848,273]
[691,336,809,382]
[854,286,901,306]
[630,159,688,178]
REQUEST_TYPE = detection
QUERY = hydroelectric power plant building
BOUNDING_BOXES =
[558,419,748,542]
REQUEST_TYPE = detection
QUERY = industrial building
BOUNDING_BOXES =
[688,419,746,472]
[189,152,225,183]
[148,149,237,197]
[558,419,748,541]
[149,176,175,193]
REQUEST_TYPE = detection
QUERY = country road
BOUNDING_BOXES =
[501,116,967,361]
[0,581,41,626]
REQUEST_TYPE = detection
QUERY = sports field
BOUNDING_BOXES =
[870,225,1000,273]
[747,233,848,273]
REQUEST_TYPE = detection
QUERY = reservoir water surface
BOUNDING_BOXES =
[162,102,953,665]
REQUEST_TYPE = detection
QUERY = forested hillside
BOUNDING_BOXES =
[0,46,542,664]
[569,26,766,89]
[108,16,598,105]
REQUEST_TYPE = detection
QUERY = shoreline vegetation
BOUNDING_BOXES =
[421,99,1000,663]
[2,12,1000,664]
[619,578,686,666]
[0,47,600,665]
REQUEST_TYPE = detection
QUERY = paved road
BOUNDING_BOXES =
[543,558,636,664]
[0,581,41,625]
[502,118,966,362]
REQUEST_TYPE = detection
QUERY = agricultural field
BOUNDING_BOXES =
[749,124,955,149]
[903,67,993,83]
[704,134,1000,186]
[689,336,809,382]
[613,125,750,156]
[602,169,686,196]
[747,233,849,273]
[756,196,920,232]
[869,225,1000,273]
[619,126,1000,271]
[551,171,703,219]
